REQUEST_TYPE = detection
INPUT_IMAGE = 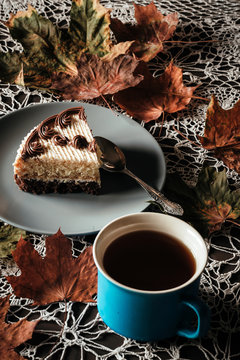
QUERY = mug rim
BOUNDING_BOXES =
[93,212,208,295]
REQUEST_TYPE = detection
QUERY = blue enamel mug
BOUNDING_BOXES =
[93,213,210,341]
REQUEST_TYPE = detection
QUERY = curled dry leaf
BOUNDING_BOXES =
[113,61,197,122]
[110,1,178,62]
[0,0,138,99]
[158,167,240,237]
[0,295,39,360]
[199,95,240,174]
[7,229,98,305]
[52,53,143,100]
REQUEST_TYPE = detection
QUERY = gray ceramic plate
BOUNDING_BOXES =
[0,102,166,235]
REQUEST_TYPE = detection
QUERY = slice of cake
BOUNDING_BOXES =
[13,106,101,194]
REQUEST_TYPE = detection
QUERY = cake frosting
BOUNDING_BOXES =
[13,106,102,194]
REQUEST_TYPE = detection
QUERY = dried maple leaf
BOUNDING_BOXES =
[113,61,197,122]
[199,95,240,174]
[0,295,38,360]
[0,52,23,85]
[0,0,136,98]
[156,167,240,237]
[0,224,26,259]
[51,53,143,100]
[4,4,79,89]
[7,229,97,305]
[110,1,178,62]
[69,0,112,56]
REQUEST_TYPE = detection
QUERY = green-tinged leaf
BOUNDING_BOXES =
[0,1,134,97]
[5,4,77,88]
[69,0,111,57]
[155,167,240,237]
[0,52,23,85]
[0,225,26,258]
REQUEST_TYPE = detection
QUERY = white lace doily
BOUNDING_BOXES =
[0,1,240,359]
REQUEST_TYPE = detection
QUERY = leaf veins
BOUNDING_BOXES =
[6,229,98,305]
[113,61,197,122]
[51,53,143,100]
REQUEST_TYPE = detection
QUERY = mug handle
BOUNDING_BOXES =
[177,296,210,339]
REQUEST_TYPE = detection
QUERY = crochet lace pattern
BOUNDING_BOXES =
[0,1,239,359]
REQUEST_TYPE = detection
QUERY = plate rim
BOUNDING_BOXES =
[0,101,166,235]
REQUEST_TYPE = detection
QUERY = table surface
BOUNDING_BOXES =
[0,0,239,359]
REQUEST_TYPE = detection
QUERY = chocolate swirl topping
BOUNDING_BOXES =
[20,106,90,160]
[38,115,56,140]
[56,107,85,129]
[70,135,89,149]
[21,130,44,160]
[53,134,69,146]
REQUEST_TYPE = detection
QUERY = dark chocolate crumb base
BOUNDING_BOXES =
[14,175,100,195]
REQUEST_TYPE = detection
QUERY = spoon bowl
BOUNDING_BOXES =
[95,136,183,216]
[96,136,126,172]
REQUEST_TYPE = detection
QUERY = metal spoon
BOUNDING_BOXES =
[94,136,183,216]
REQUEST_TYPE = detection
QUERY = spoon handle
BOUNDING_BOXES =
[122,168,184,216]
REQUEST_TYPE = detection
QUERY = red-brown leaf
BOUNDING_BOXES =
[0,295,38,360]
[199,95,240,173]
[7,229,98,305]
[110,2,178,62]
[113,61,197,122]
[51,53,143,100]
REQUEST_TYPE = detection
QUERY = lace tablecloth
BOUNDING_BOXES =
[0,0,239,359]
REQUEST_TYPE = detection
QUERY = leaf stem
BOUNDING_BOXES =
[155,90,210,102]
[191,95,210,102]
[158,111,165,138]
[163,39,221,44]
[208,141,240,152]
[225,219,240,227]
[172,123,202,148]
[100,94,119,117]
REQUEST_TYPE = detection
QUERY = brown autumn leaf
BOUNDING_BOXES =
[199,95,240,173]
[0,295,39,360]
[51,53,143,100]
[110,1,178,62]
[7,229,97,305]
[113,61,197,122]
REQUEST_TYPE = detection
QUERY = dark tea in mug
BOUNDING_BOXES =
[103,230,196,291]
